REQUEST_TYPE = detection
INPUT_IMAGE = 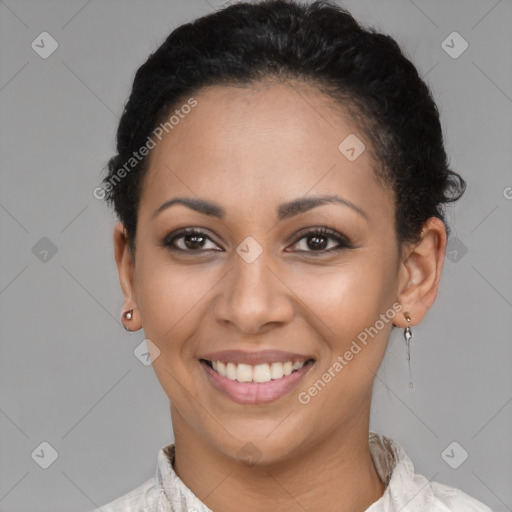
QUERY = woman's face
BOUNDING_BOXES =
[118,82,408,464]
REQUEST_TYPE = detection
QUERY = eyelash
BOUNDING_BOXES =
[159,227,353,255]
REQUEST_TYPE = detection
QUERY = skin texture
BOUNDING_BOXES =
[113,81,447,512]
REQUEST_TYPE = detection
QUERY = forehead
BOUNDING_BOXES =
[138,82,393,223]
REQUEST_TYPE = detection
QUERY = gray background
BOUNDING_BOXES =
[0,0,511,510]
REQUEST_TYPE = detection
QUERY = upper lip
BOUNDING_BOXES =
[199,349,315,365]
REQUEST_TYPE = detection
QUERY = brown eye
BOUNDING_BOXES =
[182,233,207,250]
[161,228,222,252]
[287,227,352,254]
[303,233,330,251]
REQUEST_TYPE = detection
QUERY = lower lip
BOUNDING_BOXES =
[201,360,314,405]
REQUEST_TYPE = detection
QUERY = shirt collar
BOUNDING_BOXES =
[153,431,439,512]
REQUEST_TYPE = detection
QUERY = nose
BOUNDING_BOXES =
[212,250,294,335]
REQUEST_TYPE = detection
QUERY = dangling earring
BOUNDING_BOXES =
[122,309,133,331]
[403,312,414,389]
[404,312,413,360]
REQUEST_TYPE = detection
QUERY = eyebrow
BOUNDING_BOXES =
[152,195,368,221]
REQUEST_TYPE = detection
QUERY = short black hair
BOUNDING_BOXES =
[101,0,465,256]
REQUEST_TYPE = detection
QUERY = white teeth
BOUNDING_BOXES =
[270,362,283,379]
[253,363,271,383]
[236,363,253,382]
[217,361,226,375]
[226,362,237,380]
[208,359,309,382]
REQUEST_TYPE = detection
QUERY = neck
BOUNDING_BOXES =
[171,408,386,512]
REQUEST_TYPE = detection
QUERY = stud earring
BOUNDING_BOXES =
[122,309,133,331]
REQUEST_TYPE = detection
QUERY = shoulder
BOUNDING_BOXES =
[431,480,494,512]
[86,477,160,512]
[368,432,494,512]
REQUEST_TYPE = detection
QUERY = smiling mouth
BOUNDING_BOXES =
[200,359,315,383]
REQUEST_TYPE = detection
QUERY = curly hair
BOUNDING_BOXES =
[100,0,465,257]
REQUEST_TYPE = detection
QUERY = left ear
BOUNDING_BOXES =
[394,217,447,327]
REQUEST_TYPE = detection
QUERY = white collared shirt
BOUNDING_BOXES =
[89,432,493,511]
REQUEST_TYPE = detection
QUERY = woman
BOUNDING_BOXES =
[93,0,493,510]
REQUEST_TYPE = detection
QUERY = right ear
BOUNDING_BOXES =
[113,221,142,331]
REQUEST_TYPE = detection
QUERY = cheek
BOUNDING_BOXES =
[292,274,394,428]
[134,259,215,361]
[288,257,397,409]
[129,237,214,412]
[285,255,396,344]
[135,263,211,409]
